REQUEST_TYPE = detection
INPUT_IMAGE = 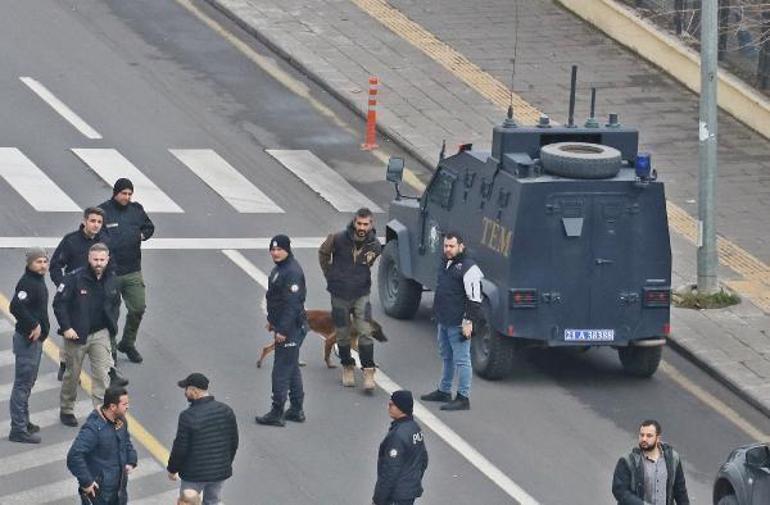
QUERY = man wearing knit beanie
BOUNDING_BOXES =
[99,178,155,365]
[372,390,428,505]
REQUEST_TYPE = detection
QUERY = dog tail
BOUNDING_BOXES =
[370,320,388,342]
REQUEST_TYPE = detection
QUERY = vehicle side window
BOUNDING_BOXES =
[428,171,456,210]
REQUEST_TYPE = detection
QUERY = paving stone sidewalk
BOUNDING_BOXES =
[208,0,770,416]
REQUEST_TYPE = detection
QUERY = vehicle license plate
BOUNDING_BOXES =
[564,329,615,342]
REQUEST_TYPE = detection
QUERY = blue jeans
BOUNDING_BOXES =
[9,331,43,434]
[181,480,225,505]
[437,324,471,397]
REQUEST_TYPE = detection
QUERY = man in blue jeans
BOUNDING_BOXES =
[421,233,484,411]
[8,248,50,443]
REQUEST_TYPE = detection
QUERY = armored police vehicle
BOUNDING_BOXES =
[713,443,770,505]
[378,71,671,379]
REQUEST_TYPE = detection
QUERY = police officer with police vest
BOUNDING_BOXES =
[372,390,428,505]
[50,207,127,387]
[421,232,484,411]
[256,235,308,427]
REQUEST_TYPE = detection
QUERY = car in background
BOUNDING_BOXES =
[713,443,770,504]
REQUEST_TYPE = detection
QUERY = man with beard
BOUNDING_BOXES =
[168,373,239,505]
[55,243,121,427]
[67,386,137,505]
[256,234,308,426]
[318,207,382,391]
[612,419,690,505]
[50,207,127,387]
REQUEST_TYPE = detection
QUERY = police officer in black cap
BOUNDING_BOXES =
[373,390,428,505]
[256,235,308,427]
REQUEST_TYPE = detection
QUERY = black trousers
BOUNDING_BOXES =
[271,343,304,409]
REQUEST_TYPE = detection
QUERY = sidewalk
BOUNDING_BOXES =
[208,0,770,416]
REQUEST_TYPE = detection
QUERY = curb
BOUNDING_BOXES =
[205,0,441,174]
[556,0,770,140]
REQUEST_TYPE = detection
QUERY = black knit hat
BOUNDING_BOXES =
[390,390,413,415]
[269,234,291,253]
[113,178,134,195]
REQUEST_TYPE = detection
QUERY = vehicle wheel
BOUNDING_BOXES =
[471,303,514,380]
[540,142,622,179]
[717,494,738,505]
[618,345,663,377]
[378,240,422,319]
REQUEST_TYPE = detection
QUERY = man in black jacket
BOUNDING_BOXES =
[8,248,50,443]
[55,243,121,427]
[50,207,127,387]
[612,419,690,505]
[318,208,382,391]
[99,178,154,364]
[373,390,428,505]
[256,235,307,427]
[168,373,239,505]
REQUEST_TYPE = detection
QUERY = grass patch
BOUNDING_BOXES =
[673,288,740,310]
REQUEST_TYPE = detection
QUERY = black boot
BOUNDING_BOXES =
[420,389,452,402]
[358,344,375,369]
[9,431,41,444]
[109,368,129,387]
[57,361,66,381]
[440,393,470,411]
[284,405,306,423]
[255,406,285,427]
[338,344,355,367]
[117,341,143,363]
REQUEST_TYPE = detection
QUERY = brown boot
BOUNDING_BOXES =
[342,365,356,387]
[363,367,376,392]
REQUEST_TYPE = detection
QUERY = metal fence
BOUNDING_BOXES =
[619,0,770,91]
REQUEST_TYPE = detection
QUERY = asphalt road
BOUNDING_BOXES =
[0,1,769,504]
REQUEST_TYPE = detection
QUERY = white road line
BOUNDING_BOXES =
[222,251,540,505]
[0,440,71,477]
[19,77,102,140]
[0,148,80,212]
[0,457,160,505]
[71,148,184,213]
[266,149,383,212]
[0,237,328,250]
[170,149,284,213]
[0,400,92,439]
[0,349,14,367]
[0,372,60,401]
[130,489,180,505]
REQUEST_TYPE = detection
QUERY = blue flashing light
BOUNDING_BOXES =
[635,152,651,179]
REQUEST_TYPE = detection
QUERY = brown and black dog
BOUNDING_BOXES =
[257,309,387,368]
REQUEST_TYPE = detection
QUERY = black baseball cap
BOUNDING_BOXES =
[177,373,209,390]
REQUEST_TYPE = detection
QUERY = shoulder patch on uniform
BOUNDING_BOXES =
[389,448,398,458]
[290,284,299,292]
[16,291,27,300]
[57,284,65,293]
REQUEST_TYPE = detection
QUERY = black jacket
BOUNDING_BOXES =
[53,267,120,344]
[373,416,428,505]
[50,226,111,287]
[612,444,690,505]
[266,254,307,342]
[167,396,239,483]
[99,199,154,276]
[10,268,50,340]
[319,222,382,301]
[434,253,483,327]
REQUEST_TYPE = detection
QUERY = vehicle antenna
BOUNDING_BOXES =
[505,0,520,127]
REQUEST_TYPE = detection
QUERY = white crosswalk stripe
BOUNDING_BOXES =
[130,489,181,505]
[170,149,284,213]
[71,148,184,213]
[0,400,92,440]
[0,457,161,505]
[19,77,103,140]
[0,372,60,401]
[0,440,71,477]
[0,348,15,367]
[0,148,80,212]
[266,149,383,212]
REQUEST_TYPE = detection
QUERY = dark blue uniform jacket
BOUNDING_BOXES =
[99,199,154,276]
[373,416,429,505]
[10,268,50,340]
[266,254,307,343]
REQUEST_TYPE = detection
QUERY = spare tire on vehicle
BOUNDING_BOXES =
[540,142,622,179]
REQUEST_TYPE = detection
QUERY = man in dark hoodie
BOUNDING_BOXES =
[99,178,154,365]
[8,248,50,444]
[50,207,127,387]
[612,419,690,505]
[318,207,382,391]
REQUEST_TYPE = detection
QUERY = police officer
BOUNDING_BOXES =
[8,248,50,444]
[50,207,127,387]
[318,207,382,391]
[420,232,483,411]
[256,235,307,427]
[372,390,428,505]
[99,178,155,365]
